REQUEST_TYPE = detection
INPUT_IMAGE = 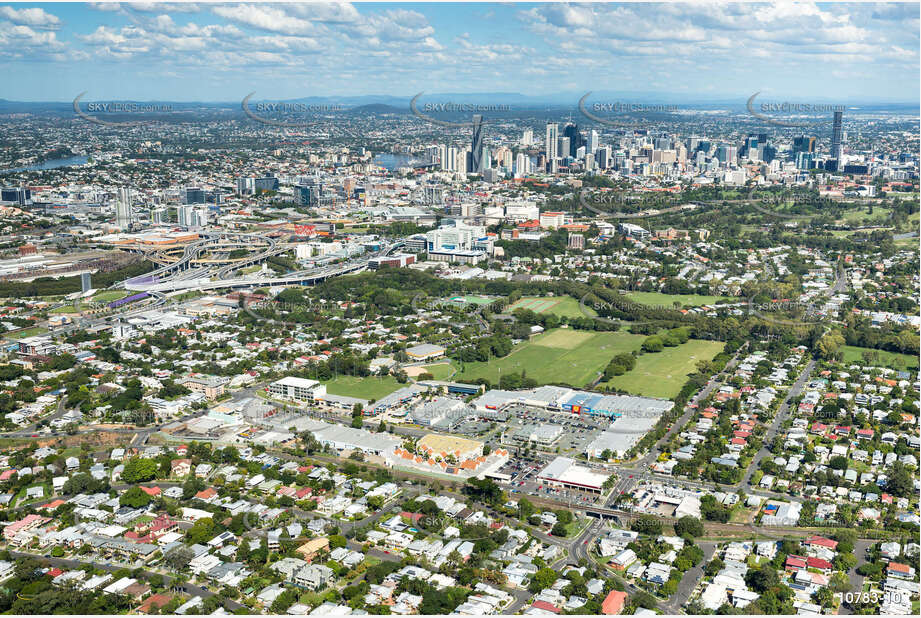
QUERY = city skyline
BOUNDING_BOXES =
[0,2,918,102]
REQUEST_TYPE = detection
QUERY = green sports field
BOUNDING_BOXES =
[508,295,595,319]
[4,326,49,340]
[604,339,724,398]
[841,346,919,371]
[419,363,457,380]
[624,292,732,309]
[453,328,646,387]
[447,295,496,306]
[320,375,403,401]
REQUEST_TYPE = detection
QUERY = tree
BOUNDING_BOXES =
[119,486,153,508]
[122,457,158,483]
[630,515,662,536]
[529,567,558,593]
[885,462,912,498]
[163,546,195,571]
[642,335,664,353]
[184,517,217,546]
[674,516,704,539]
[813,587,834,608]
[550,522,568,537]
[632,591,658,609]
[745,565,780,593]
[815,331,845,360]
[329,534,347,549]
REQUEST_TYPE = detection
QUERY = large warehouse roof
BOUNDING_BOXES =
[538,456,610,491]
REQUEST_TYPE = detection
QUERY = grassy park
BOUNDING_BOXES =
[507,295,595,318]
[453,328,647,387]
[604,339,725,398]
[624,292,732,308]
[841,345,919,371]
[320,375,404,401]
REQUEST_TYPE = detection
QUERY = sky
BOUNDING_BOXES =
[0,1,918,103]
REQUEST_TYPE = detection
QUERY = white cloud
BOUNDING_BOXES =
[0,6,62,29]
[211,4,319,36]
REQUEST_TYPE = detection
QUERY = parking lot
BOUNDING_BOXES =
[498,404,611,457]
[492,448,612,507]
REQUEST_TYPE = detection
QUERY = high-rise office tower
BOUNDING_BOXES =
[831,111,843,171]
[558,137,570,161]
[152,208,168,225]
[596,146,611,169]
[562,123,585,157]
[254,176,279,193]
[80,272,92,294]
[0,187,32,206]
[545,123,558,163]
[469,114,484,173]
[793,135,816,153]
[181,187,205,204]
[716,145,737,165]
[115,187,132,229]
[795,152,814,170]
[587,130,599,154]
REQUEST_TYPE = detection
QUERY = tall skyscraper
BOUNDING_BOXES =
[596,146,611,169]
[115,187,132,229]
[469,114,484,173]
[831,111,844,171]
[793,135,816,153]
[558,137,570,161]
[443,147,458,172]
[545,123,558,163]
[586,130,599,154]
[562,123,585,157]
[80,272,92,294]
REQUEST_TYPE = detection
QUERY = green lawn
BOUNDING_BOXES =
[841,345,919,371]
[5,326,49,340]
[454,328,647,388]
[321,375,404,401]
[604,339,725,398]
[508,295,595,319]
[838,206,892,225]
[92,290,129,303]
[624,292,732,309]
[420,363,456,380]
